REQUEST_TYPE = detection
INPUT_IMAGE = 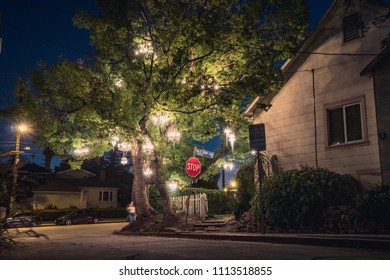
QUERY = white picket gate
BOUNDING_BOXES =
[171,193,208,219]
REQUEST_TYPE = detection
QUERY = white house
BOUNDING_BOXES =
[245,0,390,187]
[33,169,120,209]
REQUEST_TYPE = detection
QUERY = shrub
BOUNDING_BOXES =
[44,203,58,210]
[357,183,390,232]
[36,209,67,221]
[36,207,127,221]
[97,207,127,219]
[251,166,363,231]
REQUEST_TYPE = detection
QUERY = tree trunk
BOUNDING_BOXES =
[134,115,175,220]
[155,181,175,218]
[131,140,154,218]
[154,154,175,218]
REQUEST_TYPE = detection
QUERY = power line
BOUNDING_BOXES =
[3,20,94,57]
[296,50,382,56]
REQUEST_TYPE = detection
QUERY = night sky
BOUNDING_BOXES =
[0,0,333,168]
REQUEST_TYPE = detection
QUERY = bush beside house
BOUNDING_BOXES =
[36,207,127,222]
[243,166,390,233]
[250,166,364,232]
[356,183,390,233]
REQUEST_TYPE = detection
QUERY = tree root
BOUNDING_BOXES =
[121,213,191,232]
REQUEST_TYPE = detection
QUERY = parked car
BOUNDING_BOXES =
[55,209,103,225]
[3,212,44,228]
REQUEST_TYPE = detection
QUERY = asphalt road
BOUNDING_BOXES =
[2,222,390,260]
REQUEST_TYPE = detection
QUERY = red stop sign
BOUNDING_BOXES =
[185,157,201,177]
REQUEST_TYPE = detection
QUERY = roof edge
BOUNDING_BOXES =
[56,168,96,176]
[360,46,390,76]
[282,0,338,73]
[243,96,261,117]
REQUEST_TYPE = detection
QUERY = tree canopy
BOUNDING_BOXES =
[5,0,310,220]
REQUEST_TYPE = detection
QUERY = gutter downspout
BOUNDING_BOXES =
[312,69,319,168]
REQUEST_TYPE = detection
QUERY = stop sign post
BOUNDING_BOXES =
[185,157,201,177]
[185,157,201,225]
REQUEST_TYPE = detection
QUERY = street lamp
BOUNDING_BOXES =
[10,123,29,213]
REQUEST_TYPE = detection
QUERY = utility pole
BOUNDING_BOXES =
[9,124,28,215]
[9,130,21,214]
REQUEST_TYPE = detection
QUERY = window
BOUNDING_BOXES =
[343,13,361,43]
[325,97,366,146]
[99,191,113,202]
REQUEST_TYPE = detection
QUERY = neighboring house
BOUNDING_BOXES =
[19,162,51,187]
[245,0,390,187]
[0,159,51,210]
[33,169,120,209]
[17,163,51,209]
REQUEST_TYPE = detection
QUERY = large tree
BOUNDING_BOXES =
[6,0,309,223]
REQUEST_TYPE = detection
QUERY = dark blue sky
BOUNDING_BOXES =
[0,0,333,167]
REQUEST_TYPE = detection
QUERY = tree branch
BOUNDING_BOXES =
[161,102,218,115]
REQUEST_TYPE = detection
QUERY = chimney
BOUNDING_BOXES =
[98,170,106,181]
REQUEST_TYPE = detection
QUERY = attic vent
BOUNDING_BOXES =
[343,13,361,43]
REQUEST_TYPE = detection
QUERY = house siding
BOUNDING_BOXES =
[254,1,387,187]
[33,169,120,209]
[34,192,83,209]
[85,188,118,208]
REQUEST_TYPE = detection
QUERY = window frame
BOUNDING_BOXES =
[99,191,113,202]
[324,96,367,148]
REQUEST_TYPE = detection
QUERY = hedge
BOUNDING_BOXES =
[251,166,363,231]
[357,183,390,232]
[36,207,127,222]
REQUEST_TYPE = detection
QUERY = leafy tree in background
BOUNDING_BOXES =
[197,175,220,190]
[4,0,309,225]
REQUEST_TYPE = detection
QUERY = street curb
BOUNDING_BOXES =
[113,230,390,251]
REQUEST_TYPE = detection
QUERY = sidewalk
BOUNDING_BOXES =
[114,229,390,251]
